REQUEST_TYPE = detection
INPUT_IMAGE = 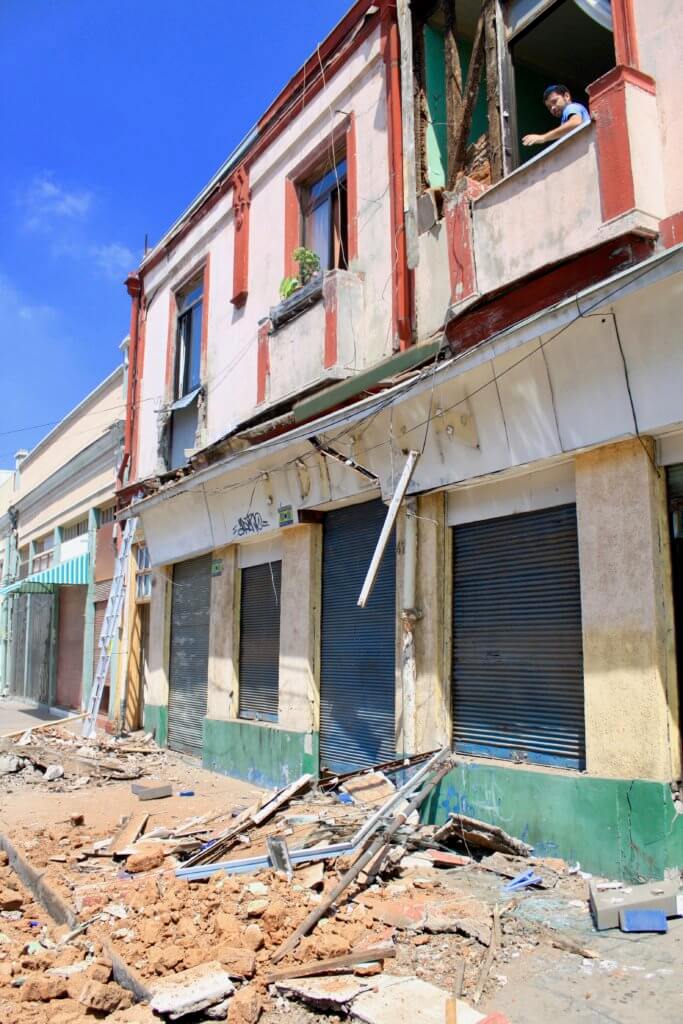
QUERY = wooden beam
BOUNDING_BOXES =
[484,1,504,183]
[397,0,420,269]
[266,943,396,982]
[442,1,463,190]
[1,711,87,740]
[449,5,487,188]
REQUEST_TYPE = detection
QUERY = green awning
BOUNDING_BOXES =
[1,553,90,596]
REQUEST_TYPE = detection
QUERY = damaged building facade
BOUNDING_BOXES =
[0,366,126,718]
[115,0,683,879]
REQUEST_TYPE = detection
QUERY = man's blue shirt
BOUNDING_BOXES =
[561,102,590,125]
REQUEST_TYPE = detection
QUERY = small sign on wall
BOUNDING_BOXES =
[211,558,224,577]
[278,504,294,527]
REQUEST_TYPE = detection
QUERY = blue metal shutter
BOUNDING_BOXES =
[452,503,585,769]
[320,499,396,773]
[238,561,282,722]
[168,554,211,756]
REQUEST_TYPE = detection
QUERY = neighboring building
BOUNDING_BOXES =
[0,366,125,717]
[116,0,683,879]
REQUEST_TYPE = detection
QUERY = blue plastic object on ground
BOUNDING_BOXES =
[503,868,543,892]
[620,909,668,933]
[179,790,195,797]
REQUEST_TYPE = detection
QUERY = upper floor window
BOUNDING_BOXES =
[99,505,116,526]
[32,533,55,573]
[18,546,29,579]
[174,279,203,400]
[301,158,348,272]
[62,518,88,543]
[135,544,152,601]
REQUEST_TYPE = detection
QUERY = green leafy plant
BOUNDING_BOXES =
[278,247,321,301]
[279,276,300,300]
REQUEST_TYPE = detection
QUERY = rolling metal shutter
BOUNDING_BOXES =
[667,465,683,738]
[320,499,396,774]
[168,554,211,756]
[238,561,282,722]
[9,595,28,699]
[452,503,585,770]
[26,594,52,704]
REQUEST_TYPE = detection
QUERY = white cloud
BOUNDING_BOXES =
[91,242,137,281]
[20,173,92,231]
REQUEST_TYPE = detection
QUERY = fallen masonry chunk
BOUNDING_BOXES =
[150,962,235,1020]
[0,755,23,775]
[434,814,532,858]
[44,764,65,782]
[246,898,268,917]
[215,946,256,978]
[125,844,165,874]
[19,976,68,1001]
[0,889,24,912]
[226,984,262,1024]
[132,782,173,801]
[77,978,129,1013]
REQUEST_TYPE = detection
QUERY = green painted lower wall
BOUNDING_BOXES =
[203,718,319,790]
[421,761,683,883]
[143,704,168,747]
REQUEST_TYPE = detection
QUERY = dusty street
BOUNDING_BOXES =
[0,704,681,1024]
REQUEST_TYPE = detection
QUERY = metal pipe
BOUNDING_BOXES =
[176,746,450,881]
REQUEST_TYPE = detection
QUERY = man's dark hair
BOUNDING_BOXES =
[543,84,571,101]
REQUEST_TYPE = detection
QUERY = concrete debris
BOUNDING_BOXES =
[0,755,23,775]
[589,877,679,930]
[44,765,65,782]
[149,961,235,1019]
[433,814,532,858]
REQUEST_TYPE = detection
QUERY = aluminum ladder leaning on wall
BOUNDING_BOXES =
[82,516,138,738]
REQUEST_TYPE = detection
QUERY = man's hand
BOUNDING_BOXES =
[522,133,545,146]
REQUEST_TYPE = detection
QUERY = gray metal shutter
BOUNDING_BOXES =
[27,594,52,704]
[9,595,28,699]
[238,561,281,722]
[168,554,211,756]
[452,503,585,769]
[320,499,396,774]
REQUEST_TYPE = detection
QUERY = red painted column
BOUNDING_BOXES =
[380,0,412,350]
[231,166,251,308]
[257,320,271,405]
[612,0,640,69]
[323,275,338,370]
[345,113,359,264]
[587,66,656,224]
[444,177,484,307]
[283,177,299,280]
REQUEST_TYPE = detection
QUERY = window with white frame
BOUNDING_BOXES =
[135,544,152,600]
[32,533,55,573]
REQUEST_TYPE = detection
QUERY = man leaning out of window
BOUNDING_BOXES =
[523,84,590,148]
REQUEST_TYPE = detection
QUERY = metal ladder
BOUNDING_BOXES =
[82,516,138,738]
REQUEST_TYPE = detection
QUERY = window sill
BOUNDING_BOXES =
[269,272,324,332]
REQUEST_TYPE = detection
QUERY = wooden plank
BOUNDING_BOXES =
[449,6,487,188]
[484,0,503,183]
[250,774,313,826]
[442,0,464,191]
[397,0,419,270]
[109,812,149,857]
[473,905,499,1005]
[266,942,396,983]
[1,711,87,740]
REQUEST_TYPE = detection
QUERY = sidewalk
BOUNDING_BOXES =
[0,698,62,735]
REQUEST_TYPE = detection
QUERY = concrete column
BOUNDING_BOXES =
[278,524,322,734]
[206,546,239,720]
[576,438,680,781]
[414,492,452,752]
[80,508,98,708]
[146,564,171,709]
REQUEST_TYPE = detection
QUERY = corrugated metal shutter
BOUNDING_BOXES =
[320,499,396,774]
[238,561,281,722]
[168,554,211,756]
[93,579,112,603]
[27,594,52,704]
[9,595,28,699]
[452,503,585,770]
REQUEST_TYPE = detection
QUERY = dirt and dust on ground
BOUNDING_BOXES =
[0,711,681,1024]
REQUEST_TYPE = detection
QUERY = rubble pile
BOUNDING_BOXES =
[0,725,164,793]
[1,745,676,1024]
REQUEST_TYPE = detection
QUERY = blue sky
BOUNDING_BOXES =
[0,0,351,466]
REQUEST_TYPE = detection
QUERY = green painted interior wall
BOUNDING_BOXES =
[203,718,319,790]
[514,62,557,165]
[423,27,487,188]
[143,704,168,747]
[421,761,683,882]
